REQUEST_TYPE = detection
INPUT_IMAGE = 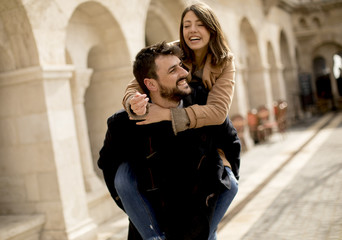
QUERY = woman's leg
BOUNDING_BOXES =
[114,162,166,240]
[208,167,239,240]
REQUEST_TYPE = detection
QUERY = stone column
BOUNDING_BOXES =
[283,65,300,122]
[261,64,276,123]
[233,65,249,115]
[70,69,103,192]
[234,65,254,150]
[276,63,287,100]
[41,65,97,240]
[326,56,339,109]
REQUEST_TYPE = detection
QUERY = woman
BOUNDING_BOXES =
[123,3,235,135]
[121,3,238,240]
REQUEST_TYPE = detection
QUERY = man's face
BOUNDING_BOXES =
[154,55,191,102]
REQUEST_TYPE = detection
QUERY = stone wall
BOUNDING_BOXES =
[0,0,341,239]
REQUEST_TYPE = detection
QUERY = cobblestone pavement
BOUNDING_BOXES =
[218,112,342,240]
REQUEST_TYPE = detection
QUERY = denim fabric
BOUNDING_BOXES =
[208,167,239,240]
[115,162,166,240]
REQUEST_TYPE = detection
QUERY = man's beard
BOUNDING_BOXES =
[158,79,191,102]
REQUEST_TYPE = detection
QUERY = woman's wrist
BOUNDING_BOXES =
[170,108,190,135]
[162,108,172,121]
[125,96,149,120]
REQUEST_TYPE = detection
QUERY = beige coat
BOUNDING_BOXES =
[181,54,235,128]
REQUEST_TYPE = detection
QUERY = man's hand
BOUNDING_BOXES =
[130,92,149,116]
[136,104,171,125]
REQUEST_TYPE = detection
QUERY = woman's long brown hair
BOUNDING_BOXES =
[179,2,231,66]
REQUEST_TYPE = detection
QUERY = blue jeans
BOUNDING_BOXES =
[208,167,238,240]
[115,162,238,240]
[114,162,166,240]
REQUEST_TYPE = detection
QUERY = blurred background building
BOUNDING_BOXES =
[0,0,341,239]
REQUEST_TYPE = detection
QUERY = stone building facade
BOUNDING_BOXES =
[0,0,341,239]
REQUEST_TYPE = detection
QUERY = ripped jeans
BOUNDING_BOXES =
[115,162,166,240]
[114,162,238,240]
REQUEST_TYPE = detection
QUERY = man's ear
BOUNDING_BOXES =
[144,78,158,92]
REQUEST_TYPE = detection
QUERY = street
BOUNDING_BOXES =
[98,112,342,240]
[219,112,342,240]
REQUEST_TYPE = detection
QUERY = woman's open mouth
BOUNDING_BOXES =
[190,36,201,42]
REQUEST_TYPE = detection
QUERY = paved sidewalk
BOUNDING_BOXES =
[97,112,341,240]
[218,112,342,240]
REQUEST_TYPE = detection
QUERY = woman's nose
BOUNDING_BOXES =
[190,25,197,32]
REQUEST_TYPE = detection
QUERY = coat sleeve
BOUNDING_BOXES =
[185,56,235,129]
[216,117,241,180]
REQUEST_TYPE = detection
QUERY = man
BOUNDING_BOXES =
[98,42,240,240]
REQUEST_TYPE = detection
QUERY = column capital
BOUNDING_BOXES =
[70,68,94,104]
[276,63,285,71]
[0,65,75,87]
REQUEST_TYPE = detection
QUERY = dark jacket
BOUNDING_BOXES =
[97,108,240,239]
[97,109,240,206]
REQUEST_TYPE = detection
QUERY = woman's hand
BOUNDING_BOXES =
[130,92,149,115]
[136,104,171,125]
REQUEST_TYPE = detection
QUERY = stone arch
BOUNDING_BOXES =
[66,1,131,181]
[145,0,185,46]
[0,0,39,72]
[240,17,264,109]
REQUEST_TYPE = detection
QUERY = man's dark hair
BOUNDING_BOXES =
[133,41,183,94]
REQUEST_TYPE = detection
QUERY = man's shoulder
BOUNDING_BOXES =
[107,109,129,125]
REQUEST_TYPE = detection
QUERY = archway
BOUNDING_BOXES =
[313,56,332,99]
[145,0,185,46]
[66,1,131,180]
[0,0,39,73]
[240,18,264,110]
[312,42,342,112]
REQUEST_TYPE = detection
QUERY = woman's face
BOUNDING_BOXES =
[182,10,210,55]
